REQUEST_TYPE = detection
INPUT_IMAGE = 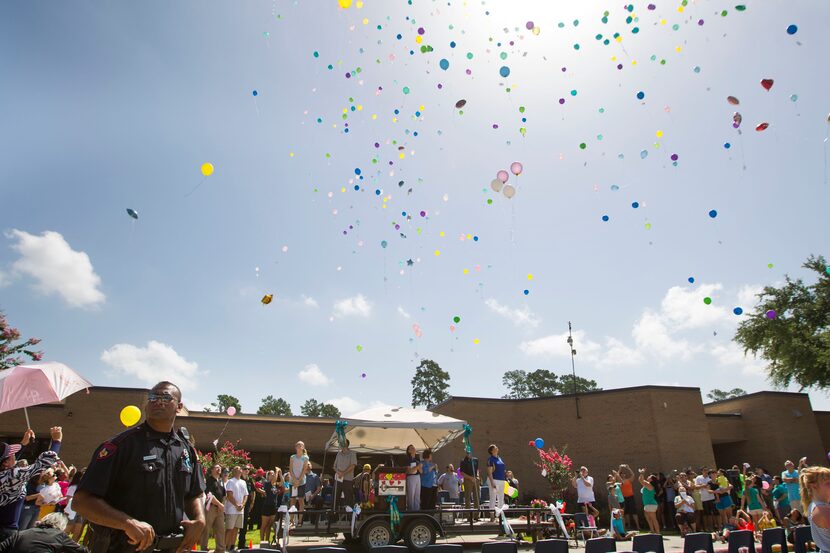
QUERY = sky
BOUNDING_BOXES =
[1,0,829,416]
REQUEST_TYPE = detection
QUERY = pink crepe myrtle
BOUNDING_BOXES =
[530,442,573,501]
[0,312,44,370]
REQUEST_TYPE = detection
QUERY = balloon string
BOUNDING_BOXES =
[184,177,207,198]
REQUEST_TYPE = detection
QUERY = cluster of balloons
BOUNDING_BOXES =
[489,162,523,199]
[412,323,422,338]
[119,405,141,427]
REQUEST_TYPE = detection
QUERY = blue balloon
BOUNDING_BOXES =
[534,438,544,449]
[252,90,258,96]
[733,307,743,315]
[499,66,510,78]
[786,24,798,35]
[709,209,718,218]
[439,58,449,70]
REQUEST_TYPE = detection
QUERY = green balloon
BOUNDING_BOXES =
[703,297,712,305]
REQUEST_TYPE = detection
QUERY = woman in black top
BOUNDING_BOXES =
[261,470,282,544]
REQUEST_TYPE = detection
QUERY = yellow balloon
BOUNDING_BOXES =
[120,405,141,427]
[338,0,352,7]
[201,162,214,177]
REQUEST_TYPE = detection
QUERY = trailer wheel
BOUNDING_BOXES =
[403,519,436,551]
[361,520,394,549]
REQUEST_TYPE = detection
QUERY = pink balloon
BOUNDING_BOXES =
[449,324,456,332]
[226,406,237,416]
[496,170,509,183]
[762,481,770,490]
[412,324,422,338]
[510,162,523,176]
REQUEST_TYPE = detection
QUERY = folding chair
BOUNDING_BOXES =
[438,490,451,504]
[633,533,666,553]
[535,538,569,553]
[481,485,491,509]
[761,527,788,553]
[482,541,519,553]
[793,525,813,553]
[372,546,410,553]
[574,512,600,544]
[683,532,715,553]
[426,545,464,553]
[727,530,755,553]
[308,548,347,553]
[585,536,617,553]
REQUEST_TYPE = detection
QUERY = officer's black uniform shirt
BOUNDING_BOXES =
[77,422,205,536]
[460,456,479,478]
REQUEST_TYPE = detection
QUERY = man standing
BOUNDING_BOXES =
[573,466,599,522]
[73,382,206,553]
[304,464,323,523]
[459,453,479,521]
[200,464,225,553]
[332,441,356,512]
[223,466,248,550]
[782,459,806,513]
[236,467,256,550]
[437,465,462,505]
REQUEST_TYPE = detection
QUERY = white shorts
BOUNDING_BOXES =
[225,513,244,529]
[749,509,764,516]
[644,504,658,513]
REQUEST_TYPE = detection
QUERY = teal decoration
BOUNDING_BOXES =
[463,424,473,454]
[335,420,348,447]
[389,496,401,537]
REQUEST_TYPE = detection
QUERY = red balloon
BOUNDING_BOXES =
[760,79,774,91]
[727,96,740,105]
[756,122,769,131]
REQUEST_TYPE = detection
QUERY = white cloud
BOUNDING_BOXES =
[632,310,697,361]
[333,294,372,318]
[8,229,105,308]
[397,306,411,319]
[737,284,763,310]
[325,396,394,417]
[711,342,766,376]
[600,337,645,367]
[485,298,540,328]
[100,341,200,393]
[658,284,730,330]
[302,295,319,308]
[520,329,601,360]
[298,363,331,386]
[0,269,9,288]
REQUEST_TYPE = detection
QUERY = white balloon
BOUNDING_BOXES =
[490,179,503,193]
[503,184,516,199]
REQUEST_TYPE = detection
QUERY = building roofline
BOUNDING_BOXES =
[705,412,742,418]
[703,390,809,407]
[434,384,702,408]
[181,411,338,424]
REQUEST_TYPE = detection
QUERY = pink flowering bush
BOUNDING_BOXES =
[529,442,573,501]
[0,312,43,370]
[197,440,252,474]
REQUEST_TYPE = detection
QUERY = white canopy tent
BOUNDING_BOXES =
[324,406,468,455]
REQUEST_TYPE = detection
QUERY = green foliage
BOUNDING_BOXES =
[734,255,830,391]
[0,312,43,370]
[197,440,252,473]
[411,358,450,408]
[706,388,747,402]
[206,394,241,413]
[257,395,292,416]
[300,398,341,418]
[501,369,600,399]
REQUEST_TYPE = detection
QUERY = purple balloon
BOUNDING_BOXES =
[497,170,509,183]
[766,310,777,320]
[510,162,523,176]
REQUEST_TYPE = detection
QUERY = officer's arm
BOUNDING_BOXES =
[72,489,135,532]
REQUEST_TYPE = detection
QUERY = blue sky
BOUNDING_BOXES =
[1,0,829,415]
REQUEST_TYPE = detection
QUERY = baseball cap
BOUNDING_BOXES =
[363,464,371,470]
[0,443,22,461]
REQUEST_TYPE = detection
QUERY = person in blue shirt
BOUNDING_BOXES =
[486,444,507,516]
[783,459,806,513]
[419,449,438,510]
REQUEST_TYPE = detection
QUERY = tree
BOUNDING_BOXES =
[300,399,342,418]
[197,440,251,473]
[206,394,241,413]
[411,359,450,408]
[734,255,830,391]
[0,312,43,370]
[706,388,747,402]
[501,369,601,399]
[257,395,292,416]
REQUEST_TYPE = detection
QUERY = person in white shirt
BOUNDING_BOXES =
[695,469,717,532]
[223,466,249,548]
[572,466,600,522]
[437,465,462,504]
[674,486,697,536]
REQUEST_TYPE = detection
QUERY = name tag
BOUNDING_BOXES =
[143,455,158,461]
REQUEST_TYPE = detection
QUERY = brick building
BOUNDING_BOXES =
[0,385,826,508]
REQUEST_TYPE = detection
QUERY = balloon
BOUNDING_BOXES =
[703,297,713,305]
[356,345,363,352]
[120,405,141,427]
[733,307,743,315]
[760,79,774,91]
[503,185,516,199]
[449,324,456,332]
[534,438,544,449]
[733,112,742,128]
[727,96,740,105]
[756,122,769,132]
[338,0,352,7]
[201,162,214,177]
[499,66,510,78]
[412,324,422,337]
[786,24,798,35]
[766,310,777,320]
[381,240,388,248]
[226,406,236,416]
[439,59,450,70]
[490,179,504,193]
[709,209,718,218]
[261,294,273,305]
[126,208,139,220]
[510,162,523,176]
[455,99,466,109]
[496,170,509,183]
[762,481,770,490]
[453,316,461,323]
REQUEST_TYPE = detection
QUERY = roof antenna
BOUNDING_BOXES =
[568,321,581,419]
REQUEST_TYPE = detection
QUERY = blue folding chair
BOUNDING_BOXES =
[683,532,715,553]
[633,533,665,553]
[761,527,787,553]
[535,539,569,553]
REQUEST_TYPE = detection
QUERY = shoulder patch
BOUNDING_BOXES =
[96,442,117,461]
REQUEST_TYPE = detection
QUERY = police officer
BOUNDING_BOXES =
[73,381,205,553]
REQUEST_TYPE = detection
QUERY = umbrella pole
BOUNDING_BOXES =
[23,406,31,430]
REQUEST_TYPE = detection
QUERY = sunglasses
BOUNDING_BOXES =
[148,393,177,403]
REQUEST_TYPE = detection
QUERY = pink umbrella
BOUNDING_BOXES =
[0,362,92,428]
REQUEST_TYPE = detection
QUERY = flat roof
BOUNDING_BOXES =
[703,390,809,407]
[435,384,702,407]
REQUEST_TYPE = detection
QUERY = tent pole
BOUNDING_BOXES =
[23,407,31,430]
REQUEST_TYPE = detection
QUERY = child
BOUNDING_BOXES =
[611,509,637,541]
[712,510,754,543]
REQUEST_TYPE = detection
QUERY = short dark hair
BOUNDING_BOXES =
[151,381,181,401]
[423,448,432,459]
[488,444,497,454]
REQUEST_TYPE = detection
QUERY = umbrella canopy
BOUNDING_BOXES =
[0,362,91,414]
[324,406,467,455]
